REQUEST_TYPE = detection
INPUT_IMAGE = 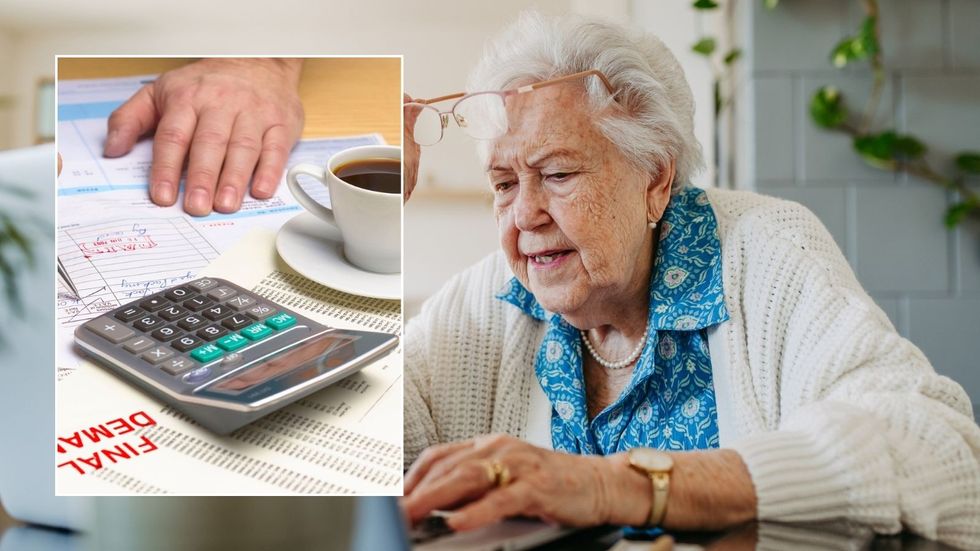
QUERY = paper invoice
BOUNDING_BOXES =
[56,229,402,495]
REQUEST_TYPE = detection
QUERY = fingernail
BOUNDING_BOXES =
[103,130,123,157]
[154,182,175,205]
[215,186,238,211]
[251,179,271,199]
[187,188,211,215]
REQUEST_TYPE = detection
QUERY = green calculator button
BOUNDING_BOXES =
[265,313,296,330]
[190,344,223,363]
[241,323,273,340]
[216,333,249,351]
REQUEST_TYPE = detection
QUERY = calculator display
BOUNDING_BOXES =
[209,332,359,394]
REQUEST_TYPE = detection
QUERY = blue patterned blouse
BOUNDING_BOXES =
[496,185,729,455]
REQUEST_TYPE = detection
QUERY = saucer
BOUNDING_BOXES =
[275,212,401,300]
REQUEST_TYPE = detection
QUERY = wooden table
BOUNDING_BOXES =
[57,57,401,145]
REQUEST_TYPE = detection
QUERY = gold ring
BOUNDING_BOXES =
[490,459,511,488]
[482,460,497,485]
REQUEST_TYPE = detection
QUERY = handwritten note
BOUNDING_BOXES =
[57,218,218,328]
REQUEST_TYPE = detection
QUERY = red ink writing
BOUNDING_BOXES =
[79,235,157,258]
[57,411,160,475]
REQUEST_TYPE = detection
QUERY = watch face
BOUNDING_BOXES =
[629,448,674,471]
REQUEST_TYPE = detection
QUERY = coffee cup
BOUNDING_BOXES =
[286,145,401,274]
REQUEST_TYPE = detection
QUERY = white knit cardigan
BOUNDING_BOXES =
[404,187,980,548]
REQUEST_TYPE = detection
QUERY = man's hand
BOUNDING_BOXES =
[104,58,304,216]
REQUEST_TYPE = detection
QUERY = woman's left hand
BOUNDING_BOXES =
[402,434,631,531]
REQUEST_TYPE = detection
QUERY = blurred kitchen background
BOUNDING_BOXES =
[0,0,977,543]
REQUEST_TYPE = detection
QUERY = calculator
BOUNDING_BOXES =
[74,277,399,434]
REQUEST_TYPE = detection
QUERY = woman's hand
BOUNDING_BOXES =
[404,435,758,533]
[402,434,631,531]
[104,58,305,216]
[403,95,422,203]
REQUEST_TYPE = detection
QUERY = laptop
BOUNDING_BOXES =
[0,144,91,531]
[355,497,625,551]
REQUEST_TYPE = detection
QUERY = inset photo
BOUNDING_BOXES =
[55,56,403,495]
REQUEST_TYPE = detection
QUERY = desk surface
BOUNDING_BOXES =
[57,57,401,146]
[0,511,961,551]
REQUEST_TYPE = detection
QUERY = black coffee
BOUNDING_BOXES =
[335,158,401,194]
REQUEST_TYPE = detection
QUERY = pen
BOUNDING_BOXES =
[57,256,81,299]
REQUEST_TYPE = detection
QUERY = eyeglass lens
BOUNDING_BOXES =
[407,92,508,146]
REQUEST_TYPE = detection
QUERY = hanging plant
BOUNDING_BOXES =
[692,0,980,228]
[0,183,46,338]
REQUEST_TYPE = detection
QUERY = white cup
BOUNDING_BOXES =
[286,145,401,274]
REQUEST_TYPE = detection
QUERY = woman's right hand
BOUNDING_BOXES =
[403,94,422,203]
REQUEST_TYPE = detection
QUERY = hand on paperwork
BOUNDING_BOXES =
[103,58,305,216]
[402,93,421,203]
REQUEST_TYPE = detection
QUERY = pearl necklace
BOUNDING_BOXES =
[580,322,650,370]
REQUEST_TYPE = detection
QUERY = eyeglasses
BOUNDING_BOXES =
[405,69,616,146]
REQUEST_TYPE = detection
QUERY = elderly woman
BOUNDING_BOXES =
[401,13,980,548]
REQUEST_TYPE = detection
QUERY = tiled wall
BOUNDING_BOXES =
[734,0,980,417]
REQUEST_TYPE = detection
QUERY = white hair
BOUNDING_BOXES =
[468,11,704,190]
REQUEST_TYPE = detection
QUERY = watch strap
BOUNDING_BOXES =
[649,471,670,525]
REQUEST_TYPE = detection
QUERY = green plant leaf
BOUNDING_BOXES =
[955,152,980,173]
[0,252,22,317]
[891,134,926,160]
[692,38,716,56]
[0,183,35,200]
[858,15,880,58]
[764,0,779,9]
[830,16,879,68]
[852,130,926,170]
[693,0,719,9]
[945,201,973,228]
[831,38,855,68]
[853,132,898,170]
[0,215,34,267]
[723,49,742,65]
[810,86,847,128]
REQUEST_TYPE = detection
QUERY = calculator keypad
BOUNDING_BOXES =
[227,295,256,310]
[188,278,219,292]
[141,346,174,364]
[151,325,181,341]
[207,286,237,301]
[197,324,229,341]
[158,304,188,321]
[222,313,252,331]
[246,304,274,320]
[89,317,136,343]
[160,357,196,376]
[216,333,249,351]
[115,307,145,322]
[183,295,214,311]
[177,315,207,331]
[172,334,204,352]
[122,336,154,353]
[134,315,163,332]
[138,296,169,312]
[203,304,234,321]
[190,344,223,363]
[164,286,194,302]
[81,278,312,388]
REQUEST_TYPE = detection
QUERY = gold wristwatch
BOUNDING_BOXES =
[627,448,674,526]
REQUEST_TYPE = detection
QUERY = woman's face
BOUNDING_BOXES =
[489,84,669,324]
